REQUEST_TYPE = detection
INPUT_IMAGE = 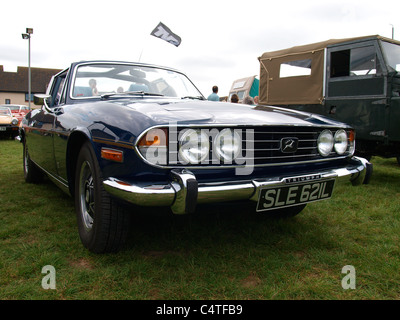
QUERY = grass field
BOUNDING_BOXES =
[0,138,399,300]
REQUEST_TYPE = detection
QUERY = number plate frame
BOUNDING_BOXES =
[256,178,336,212]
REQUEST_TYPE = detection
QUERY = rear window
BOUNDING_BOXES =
[280,59,312,78]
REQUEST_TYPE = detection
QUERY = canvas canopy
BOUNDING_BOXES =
[258,35,399,105]
[229,75,259,102]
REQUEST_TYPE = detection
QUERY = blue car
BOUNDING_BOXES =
[20,60,372,253]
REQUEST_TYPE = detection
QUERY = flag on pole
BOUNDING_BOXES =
[150,22,182,47]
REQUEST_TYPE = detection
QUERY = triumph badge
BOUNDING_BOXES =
[281,137,299,153]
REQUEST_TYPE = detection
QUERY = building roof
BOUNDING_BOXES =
[0,65,62,93]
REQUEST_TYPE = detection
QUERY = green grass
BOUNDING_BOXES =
[1,138,400,300]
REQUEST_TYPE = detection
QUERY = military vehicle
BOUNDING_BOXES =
[258,35,400,162]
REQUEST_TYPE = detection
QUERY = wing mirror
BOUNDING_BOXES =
[34,94,52,107]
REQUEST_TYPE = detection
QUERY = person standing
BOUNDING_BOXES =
[207,86,220,101]
[230,93,239,103]
[242,96,254,105]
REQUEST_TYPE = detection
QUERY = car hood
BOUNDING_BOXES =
[61,98,350,144]
[0,115,12,124]
[121,99,347,127]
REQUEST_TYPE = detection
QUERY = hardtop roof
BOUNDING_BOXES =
[259,35,400,60]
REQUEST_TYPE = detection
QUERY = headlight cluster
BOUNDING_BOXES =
[137,127,242,166]
[136,127,355,167]
[178,128,242,164]
[317,129,354,157]
[11,118,18,125]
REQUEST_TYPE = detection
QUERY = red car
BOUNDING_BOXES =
[3,104,31,125]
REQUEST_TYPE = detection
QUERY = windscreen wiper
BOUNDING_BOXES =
[181,95,206,100]
[101,91,164,99]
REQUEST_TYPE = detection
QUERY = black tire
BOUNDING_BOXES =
[23,142,43,183]
[74,141,131,253]
[260,204,307,219]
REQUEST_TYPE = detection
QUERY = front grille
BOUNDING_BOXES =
[146,126,352,167]
[239,126,321,165]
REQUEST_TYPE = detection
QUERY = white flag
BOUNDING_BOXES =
[150,22,181,47]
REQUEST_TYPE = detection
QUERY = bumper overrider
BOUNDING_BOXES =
[103,156,372,215]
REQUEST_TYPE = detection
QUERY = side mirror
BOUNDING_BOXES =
[34,94,52,106]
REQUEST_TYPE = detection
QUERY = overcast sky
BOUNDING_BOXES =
[1,0,398,97]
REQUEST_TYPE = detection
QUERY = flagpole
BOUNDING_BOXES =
[138,34,149,62]
[138,48,144,62]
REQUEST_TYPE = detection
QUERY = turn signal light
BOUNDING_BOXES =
[101,148,124,163]
[138,128,168,147]
[348,130,355,142]
[137,128,168,165]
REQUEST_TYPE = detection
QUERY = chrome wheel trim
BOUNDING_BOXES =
[79,160,95,231]
[24,147,29,176]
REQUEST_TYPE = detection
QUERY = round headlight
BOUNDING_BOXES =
[12,118,18,125]
[334,129,348,155]
[317,130,334,156]
[214,128,241,163]
[179,129,209,164]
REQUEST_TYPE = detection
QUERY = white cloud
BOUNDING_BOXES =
[1,0,399,96]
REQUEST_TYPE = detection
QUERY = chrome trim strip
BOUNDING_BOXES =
[103,178,176,207]
[323,48,327,99]
[197,181,255,204]
[170,169,198,214]
[102,156,370,215]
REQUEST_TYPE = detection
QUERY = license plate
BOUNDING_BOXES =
[0,127,6,131]
[256,179,336,212]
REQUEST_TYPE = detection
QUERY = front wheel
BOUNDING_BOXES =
[75,141,131,253]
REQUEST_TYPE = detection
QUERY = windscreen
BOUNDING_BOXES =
[71,63,203,99]
[380,41,400,72]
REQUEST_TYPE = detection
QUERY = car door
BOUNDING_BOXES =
[27,73,66,175]
[51,71,70,184]
[325,40,388,145]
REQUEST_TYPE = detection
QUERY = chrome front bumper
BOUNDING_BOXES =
[103,157,372,215]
